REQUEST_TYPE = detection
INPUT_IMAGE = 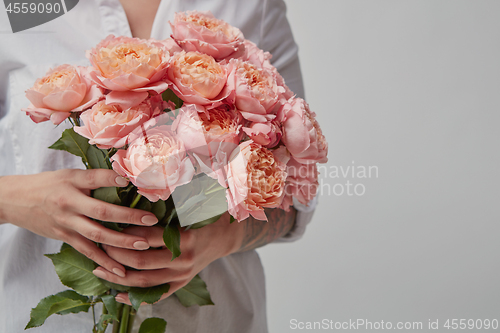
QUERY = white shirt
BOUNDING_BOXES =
[0,1,315,332]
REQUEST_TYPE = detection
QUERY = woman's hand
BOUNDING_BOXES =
[92,212,243,304]
[91,207,297,305]
[0,169,160,277]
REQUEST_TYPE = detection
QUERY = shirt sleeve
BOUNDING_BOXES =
[259,0,305,100]
[258,0,317,242]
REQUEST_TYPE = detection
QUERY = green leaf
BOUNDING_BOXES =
[128,284,170,311]
[161,89,183,110]
[92,186,121,205]
[87,145,110,169]
[101,295,119,321]
[163,224,181,261]
[136,196,153,212]
[174,275,214,307]
[118,183,136,203]
[151,200,167,221]
[189,213,223,229]
[97,314,116,331]
[138,317,167,333]
[49,128,90,168]
[229,215,236,224]
[52,290,90,315]
[163,207,177,227]
[25,290,90,329]
[45,248,109,296]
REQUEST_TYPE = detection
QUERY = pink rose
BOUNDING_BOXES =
[74,95,164,149]
[87,35,170,109]
[111,126,195,202]
[226,59,284,122]
[160,37,183,55]
[280,157,319,211]
[240,40,273,71]
[239,41,295,102]
[166,51,231,107]
[242,120,281,148]
[225,142,289,221]
[281,98,328,164]
[172,104,242,157]
[23,64,102,125]
[170,11,245,61]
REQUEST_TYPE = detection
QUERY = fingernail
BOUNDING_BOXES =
[112,268,126,278]
[115,296,126,303]
[141,215,158,226]
[115,176,129,187]
[133,240,149,250]
[93,269,107,279]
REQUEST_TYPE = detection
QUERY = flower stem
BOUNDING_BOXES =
[112,302,124,333]
[112,323,119,333]
[127,308,137,333]
[130,194,142,209]
[91,296,96,331]
[96,303,108,333]
[118,305,131,333]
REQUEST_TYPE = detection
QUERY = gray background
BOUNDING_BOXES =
[258,0,500,332]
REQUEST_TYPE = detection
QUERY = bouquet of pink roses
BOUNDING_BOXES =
[22,11,328,333]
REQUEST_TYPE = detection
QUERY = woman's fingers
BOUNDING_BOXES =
[69,234,127,278]
[67,169,129,190]
[102,242,197,271]
[68,216,151,250]
[92,266,176,288]
[114,280,186,305]
[120,226,165,247]
[72,195,158,226]
[102,246,178,270]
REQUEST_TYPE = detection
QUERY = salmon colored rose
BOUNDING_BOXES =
[239,42,295,102]
[226,59,284,122]
[160,37,183,55]
[170,11,245,61]
[23,64,103,125]
[281,98,328,164]
[225,142,289,221]
[87,35,170,109]
[280,157,319,211]
[172,104,242,157]
[242,120,282,148]
[166,51,231,107]
[111,126,195,202]
[241,40,273,71]
[74,95,164,149]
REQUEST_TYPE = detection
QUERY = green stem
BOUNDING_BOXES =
[130,194,142,209]
[119,305,131,333]
[91,296,96,332]
[112,303,124,333]
[127,308,137,333]
[96,303,108,333]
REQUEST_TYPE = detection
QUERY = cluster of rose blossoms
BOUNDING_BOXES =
[23,11,328,222]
